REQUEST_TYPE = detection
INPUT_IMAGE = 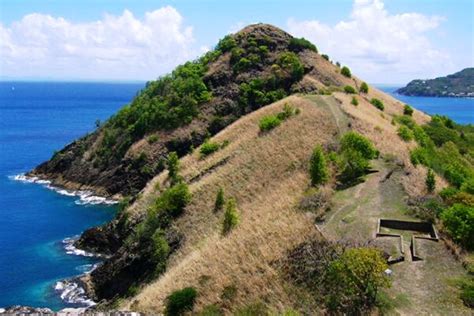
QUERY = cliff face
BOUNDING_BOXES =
[29,23,350,198]
[397,68,474,97]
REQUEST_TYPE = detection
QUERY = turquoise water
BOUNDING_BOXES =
[377,85,473,125]
[0,82,143,310]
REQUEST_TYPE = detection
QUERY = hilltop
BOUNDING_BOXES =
[397,68,474,97]
[28,24,474,314]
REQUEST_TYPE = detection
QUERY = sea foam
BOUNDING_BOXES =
[10,173,117,205]
[54,280,96,307]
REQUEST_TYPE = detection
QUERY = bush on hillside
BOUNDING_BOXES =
[214,187,225,212]
[151,229,170,273]
[222,198,240,234]
[397,126,414,141]
[426,169,436,193]
[289,37,318,52]
[441,203,474,250]
[325,247,390,313]
[167,152,180,184]
[165,287,198,316]
[461,178,474,194]
[370,98,384,111]
[340,132,377,160]
[351,96,359,106]
[259,115,282,132]
[200,140,220,157]
[321,54,330,61]
[344,85,356,94]
[403,104,414,116]
[341,66,351,78]
[360,82,369,93]
[278,52,305,82]
[310,145,329,186]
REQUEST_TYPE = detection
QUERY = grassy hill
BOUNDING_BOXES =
[30,24,474,314]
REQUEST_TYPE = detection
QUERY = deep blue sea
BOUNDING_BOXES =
[0,82,471,311]
[377,85,474,125]
[0,82,144,310]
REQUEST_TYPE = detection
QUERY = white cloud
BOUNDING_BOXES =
[0,7,197,80]
[287,0,454,83]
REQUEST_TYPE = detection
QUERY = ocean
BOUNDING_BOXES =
[377,85,474,125]
[0,82,471,310]
[0,82,144,310]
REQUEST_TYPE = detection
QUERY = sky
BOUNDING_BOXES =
[0,0,472,84]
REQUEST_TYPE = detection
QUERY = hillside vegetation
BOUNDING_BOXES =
[30,24,474,314]
[397,68,474,97]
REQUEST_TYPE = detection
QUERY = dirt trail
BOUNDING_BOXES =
[317,159,470,315]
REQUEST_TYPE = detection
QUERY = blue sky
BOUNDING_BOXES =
[0,0,472,83]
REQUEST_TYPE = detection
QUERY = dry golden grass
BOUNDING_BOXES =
[119,81,444,313]
[120,96,338,313]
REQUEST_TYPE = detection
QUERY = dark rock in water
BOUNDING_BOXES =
[0,306,53,314]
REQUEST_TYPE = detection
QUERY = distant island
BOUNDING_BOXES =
[397,68,474,97]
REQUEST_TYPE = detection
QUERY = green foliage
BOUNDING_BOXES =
[310,145,329,186]
[321,54,329,61]
[214,187,225,212]
[222,198,240,234]
[370,98,385,111]
[153,182,192,219]
[239,78,287,111]
[341,66,351,78]
[403,104,414,116]
[235,302,268,316]
[147,135,159,144]
[351,96,359,106]
[259,115,281,132]
[360,82,369,93]
[441,204,474,250]
[325,248,390,313]
[457,277,474,308]
[216,35,237,53]
[167,152,180,184]
[461,178,474,194]
[199,140,220,157]
[117,196,132,214]
[151,229,170,273]
[278,52,304,82]
[165,287,198,316]
[340,132,377,160]
[288,37,318,53]
[397,125,414,141]
[426,169,436,193]
[343,85,356,94]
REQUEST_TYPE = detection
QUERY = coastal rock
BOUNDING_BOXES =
[0,305,53,314]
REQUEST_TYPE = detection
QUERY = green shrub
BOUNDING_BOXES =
[151,229,170,273]
[216,35,236,53]
[200,140,220,157]
[223,198,240,234]
[461,178,474,194]
[397,126,414,141]
[370,98,384,111]
[410,147,428,166]
[214,187,225,212]
[277,103,297,120]
[233,57,252,73]
[165,287,198,316]
[325,247,390,313]
[341,66,351,78]
[289,37,318,52]
[278,52,304,81]
[441,203,474,250]
[152,182,192,219]
[259,115,282,132]
[344,85,356,94]
[403,104,414,116]
[458,277,474,308]
[235,302,268,316]
[310,145,329,186]
[339,148,371,183]
[147,135,159,144]
[351,96,359,106]
[360,82,369,93]
[167,152,180,184]
[340,132,377,160]
[426,169,436,193]
[321,54,329,61]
